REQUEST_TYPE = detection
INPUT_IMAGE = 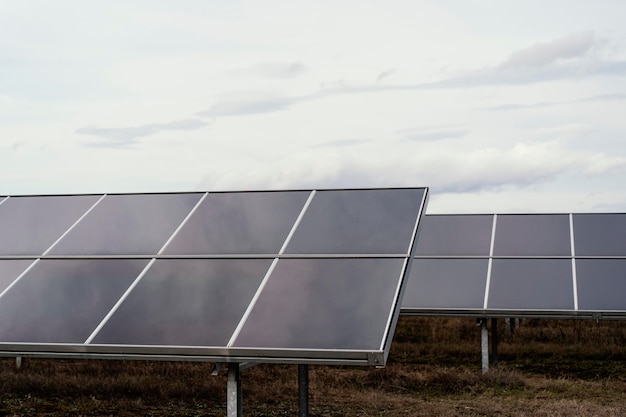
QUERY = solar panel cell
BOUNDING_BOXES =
[285,189,425,254]
[91,259,272,346]
[487,259,574,310]
[163,191,309,255]
[49,193,202,256]
[232,258,405,350]
[576,259,626,311]
[0,195,100,255]
[0,259,148,343]
[573,214,626,256]
[414,215,493,256]
[493,214,571,256]
[404,259,488,309]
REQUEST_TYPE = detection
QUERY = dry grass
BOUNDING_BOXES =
[1,317,626,416]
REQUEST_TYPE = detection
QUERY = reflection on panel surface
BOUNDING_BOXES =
[574,214,626,256]
[233,258,404,350]
[0,260,34,294]
[92,259,271,346]
[0,259,147,343]
[49,193,202,255]
[163,191,309,255]
[0,195,100,255]
[404,259,488,309]
[415,215,493,256]
[286,188,424,254]
[493,214,571,256]
[577,260,626,311]
[488,259,574,310]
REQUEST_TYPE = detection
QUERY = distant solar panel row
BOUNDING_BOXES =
[403,214,626,317]
[0,189,428,366]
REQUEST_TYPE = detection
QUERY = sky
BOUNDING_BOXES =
[2,0,626,213]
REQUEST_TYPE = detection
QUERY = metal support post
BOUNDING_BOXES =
[227,364,242,417]
[491,318,498,367]
[479,318,489,373]
[298,364,309,417]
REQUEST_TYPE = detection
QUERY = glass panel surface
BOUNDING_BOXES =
[233,258,405,350]
[576,260,626,311]
[415,215,493,256]
[493,214,571,256]
[92,259,271,346]
[0,260,34,294]
[0,195,101,255]
[403,259,488,309]
[573,214,626,256]
[488,259,574,310]
[285,188,425,254]
[0,259,147,343]
[163,191,309,255]
[49,193,202,255]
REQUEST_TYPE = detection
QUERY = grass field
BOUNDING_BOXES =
[1,317,626,416]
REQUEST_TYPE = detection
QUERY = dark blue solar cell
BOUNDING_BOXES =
[49,193,202,255]
[404,259,488,309]
[163,191,309,255]
[285,188,426,254]
[0,259,148,343]
[488,259,574,310]
[233,258,405,350]
[91,259,271,346]
[493,214,571,256]
[573,214,626,256]
[415,215,493,256]
[577,259,626,311]
[0,195,101,255]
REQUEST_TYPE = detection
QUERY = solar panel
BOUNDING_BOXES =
[48,193,203,256]
[0,195,101,255]
[405,259,488,309]
[403,213,626,318]
[0,188,428,366]
[414,214,493,256]
[492,214,571,256]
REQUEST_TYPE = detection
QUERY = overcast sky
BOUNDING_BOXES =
[2,1,626,213]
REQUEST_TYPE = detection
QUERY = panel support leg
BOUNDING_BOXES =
[479,318,489,374]
[298,364,309,417]
[15,356,22,369]
[491,318,498,368]
[227,364,242,417]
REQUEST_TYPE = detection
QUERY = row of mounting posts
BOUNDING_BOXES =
[225,363,310,417]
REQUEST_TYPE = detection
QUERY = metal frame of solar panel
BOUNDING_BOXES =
[403,213,626,319]
[0,188,428,367]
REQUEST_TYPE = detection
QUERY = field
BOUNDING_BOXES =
[1,317,626,416]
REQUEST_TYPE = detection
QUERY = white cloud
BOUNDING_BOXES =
[499,32,599,69]
[77,118,210,146]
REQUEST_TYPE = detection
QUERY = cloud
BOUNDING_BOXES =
[77,118,210,147]
[328,33,623,92]
[499,32,599,69]
[398,126,469,142]
[482,93,626,112]
[229,61,306,80]
[253,62,306,79]
[196,140,626,195]
[309,139,372,148]
[197,92,304,117]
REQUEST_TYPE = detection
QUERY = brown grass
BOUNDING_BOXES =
[1,317,626,416]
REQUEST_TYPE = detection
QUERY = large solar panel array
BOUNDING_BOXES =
[403,213,626,318]
[0,188,428,366]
